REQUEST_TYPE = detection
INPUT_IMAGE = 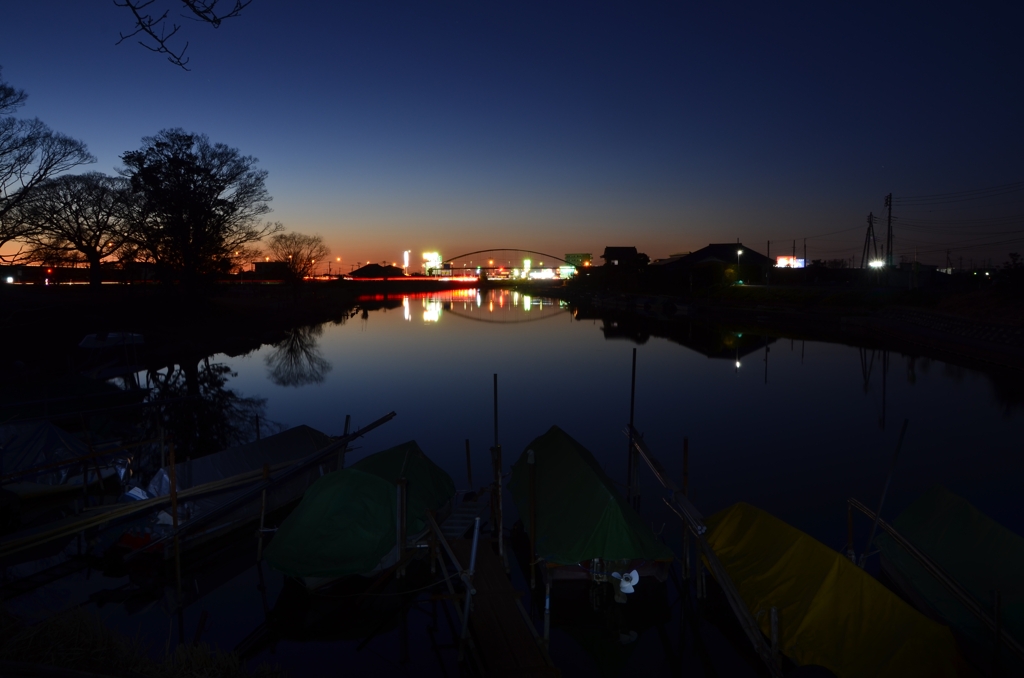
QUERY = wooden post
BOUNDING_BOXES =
[770,606,780,671]
[994,590,1001,676]
[168,442,182,603]
[465,439,472,488]
[627,349,637,507]
[846,503,855,563]
[257,463,269,561]
[492,374,505,569]
[528,448,537,590]
[339,414,351,469]
[397,478,407,578]
[543,578,552,649]
[682,437,690,580]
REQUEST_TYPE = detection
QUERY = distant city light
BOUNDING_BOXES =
[736,361,741,368]
[5,276,13,284]
[776,256,804,268]
[869,260,885,268]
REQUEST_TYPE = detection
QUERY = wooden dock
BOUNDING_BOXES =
[449,538,559,678]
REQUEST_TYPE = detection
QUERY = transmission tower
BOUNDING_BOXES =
[860,212,878,268]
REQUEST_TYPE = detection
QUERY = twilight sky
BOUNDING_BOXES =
[3,1,1023,268]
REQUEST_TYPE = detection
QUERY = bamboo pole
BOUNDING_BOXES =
[129,412,397,559]
[859,418,909,568]
[636,431,781,677]
[848,497,1024,662]
[682,437,689,580]
[458,516,481,661]
[397,478,407,578]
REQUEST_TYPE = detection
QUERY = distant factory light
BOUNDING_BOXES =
[869,260,885,268]
[776,256,804,268]
[5,276,13,284]
[529,269,555,279]
[735,361,741,368]
[558,266,576,278]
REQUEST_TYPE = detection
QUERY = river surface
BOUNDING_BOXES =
[13,288,1023,677]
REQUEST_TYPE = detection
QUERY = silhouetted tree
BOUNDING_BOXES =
[120,128,280,287]
[114,0,252,69]
[264,324,333,387]
[265,230,330,281]
[0,67,94,260]
[19,173,130,286]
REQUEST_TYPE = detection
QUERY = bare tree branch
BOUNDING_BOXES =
[113,0,253,69]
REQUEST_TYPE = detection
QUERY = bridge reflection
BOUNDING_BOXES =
[355,289,568,324]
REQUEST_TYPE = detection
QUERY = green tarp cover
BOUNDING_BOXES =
[508,426,673,566]
[877,485,1023,670]
[705,502,968,678]
[266,441,455,578]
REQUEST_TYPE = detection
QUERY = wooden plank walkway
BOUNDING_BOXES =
[449,539,559,678]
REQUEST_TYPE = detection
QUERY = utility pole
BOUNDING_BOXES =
[885,193,894,266]
[792,239,796,263]
[803,238,807,266]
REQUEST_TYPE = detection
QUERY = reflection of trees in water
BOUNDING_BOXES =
[264,324,333,387]
[144,357,269,460]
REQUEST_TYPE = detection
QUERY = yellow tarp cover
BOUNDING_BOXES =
[704,503,970,678]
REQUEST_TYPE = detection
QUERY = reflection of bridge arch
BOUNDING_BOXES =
[429,289,567,324]
[444,249,571,266]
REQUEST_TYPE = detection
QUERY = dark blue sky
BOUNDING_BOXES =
[3,1,1022,267]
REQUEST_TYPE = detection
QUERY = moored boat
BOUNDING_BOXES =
[265,440,455,589]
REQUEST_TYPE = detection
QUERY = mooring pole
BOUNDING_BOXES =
[339,414,351,469]
[627,348,637,507]
[256,463,269,562]
[168,442,181,603]
[528,448,537,590]
[682,437,690,580]
[860,418,909,568]
[492,373,505,568]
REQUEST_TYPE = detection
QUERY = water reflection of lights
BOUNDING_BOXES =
[423,298,442,322]
[403,296,410,321]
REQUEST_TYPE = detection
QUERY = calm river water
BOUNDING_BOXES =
[16,288,1023,677]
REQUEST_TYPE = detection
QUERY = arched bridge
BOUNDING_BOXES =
[437,248,588,279]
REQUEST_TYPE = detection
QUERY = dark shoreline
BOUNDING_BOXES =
[1,280,1022,393]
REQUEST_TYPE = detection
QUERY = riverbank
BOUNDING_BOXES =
[562,284,1024,372]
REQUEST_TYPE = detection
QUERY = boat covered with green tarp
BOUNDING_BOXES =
[265,440,455,585]
[705,502,971,678]
[878,485,1024,674]
[508,426,673,575]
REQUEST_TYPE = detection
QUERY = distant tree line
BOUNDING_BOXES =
[1,69,328,288]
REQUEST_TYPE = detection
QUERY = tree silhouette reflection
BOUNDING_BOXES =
[145,357,268,460]
[264,324,333,387]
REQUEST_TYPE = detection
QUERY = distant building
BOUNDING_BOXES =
[254,261,291,280]
[601,247,649,267]
[650,243,772,287]
[651,243,772,270]
[564,253,592,268]
[348,263,406,278]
